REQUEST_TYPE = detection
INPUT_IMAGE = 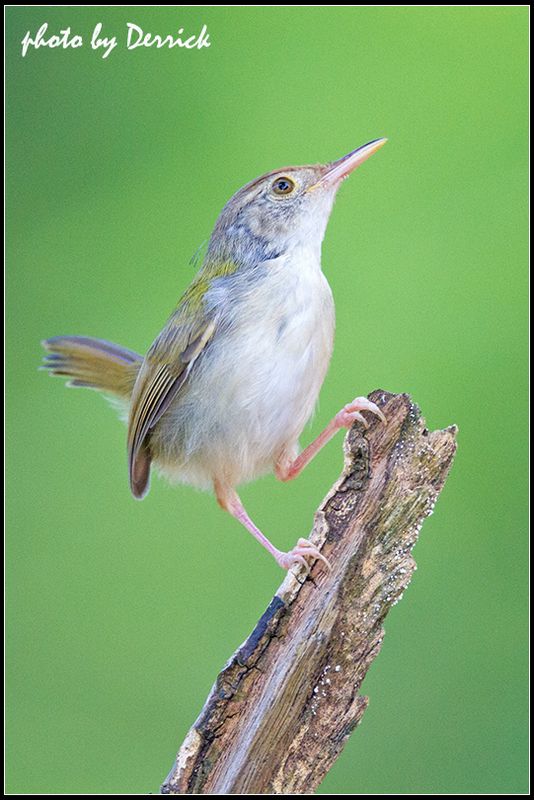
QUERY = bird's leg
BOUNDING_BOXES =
[275,396,386,482]
[214,481,330,571]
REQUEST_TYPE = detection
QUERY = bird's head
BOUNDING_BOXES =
[205,138,387,267]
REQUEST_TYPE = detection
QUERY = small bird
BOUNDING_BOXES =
[42,138,387,571]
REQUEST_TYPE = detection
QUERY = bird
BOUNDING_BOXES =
[42,138,387,571]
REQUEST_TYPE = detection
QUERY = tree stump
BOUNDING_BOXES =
[161,390,457,794]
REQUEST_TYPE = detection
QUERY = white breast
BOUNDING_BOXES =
[239,248,335,448]
[156,248,335,489]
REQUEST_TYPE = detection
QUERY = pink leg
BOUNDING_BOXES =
[276,396,386,482]
[215,481,330,571]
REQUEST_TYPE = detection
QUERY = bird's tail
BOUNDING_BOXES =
[41,336,143,399]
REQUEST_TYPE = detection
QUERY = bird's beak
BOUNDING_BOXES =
[311,138,387,190]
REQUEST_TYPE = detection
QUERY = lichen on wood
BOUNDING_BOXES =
[161,390,457,795]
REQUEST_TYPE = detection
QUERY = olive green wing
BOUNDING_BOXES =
[127,317,216,499]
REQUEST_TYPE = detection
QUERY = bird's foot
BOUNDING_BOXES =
[275,537,331,571]
[334,396,386,430]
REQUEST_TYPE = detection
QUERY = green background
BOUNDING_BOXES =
[6,6,528,795]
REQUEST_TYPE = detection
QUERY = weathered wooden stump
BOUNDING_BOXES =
[161,390,457,795]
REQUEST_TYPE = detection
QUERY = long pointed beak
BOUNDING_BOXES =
[316,138,387,188]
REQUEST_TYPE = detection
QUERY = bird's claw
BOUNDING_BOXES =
[276,537,331,572]
[335,396,387,429]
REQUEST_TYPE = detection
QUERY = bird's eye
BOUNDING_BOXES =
[272,177,295,196]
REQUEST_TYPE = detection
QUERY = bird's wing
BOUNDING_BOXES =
[127,311,216,499]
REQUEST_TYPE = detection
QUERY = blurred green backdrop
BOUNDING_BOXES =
[6,6,528,795]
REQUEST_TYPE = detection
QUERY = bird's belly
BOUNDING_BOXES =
[229,314,329,448]
[153,270,335,489]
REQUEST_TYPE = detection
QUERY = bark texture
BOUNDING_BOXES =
[161,390,457,795]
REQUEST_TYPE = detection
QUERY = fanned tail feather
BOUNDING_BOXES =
[41,336,142,399]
